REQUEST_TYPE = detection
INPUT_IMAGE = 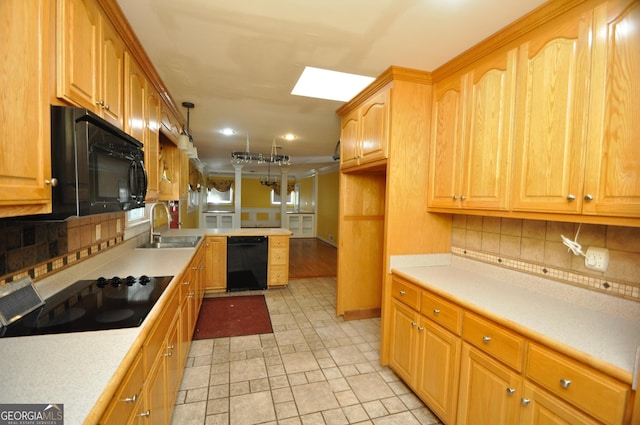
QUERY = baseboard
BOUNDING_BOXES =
[316,236,337,248]
[343,307,381,321]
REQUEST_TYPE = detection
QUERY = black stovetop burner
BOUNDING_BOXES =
[0,275,173,338]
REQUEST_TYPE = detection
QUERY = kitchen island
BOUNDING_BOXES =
[0,227,290,425]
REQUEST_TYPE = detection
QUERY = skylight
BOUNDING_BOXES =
[291,66,375,102]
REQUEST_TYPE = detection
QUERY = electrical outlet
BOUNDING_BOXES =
[585,247,609,272]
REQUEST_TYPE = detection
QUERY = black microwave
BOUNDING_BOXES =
[49,106,147,219]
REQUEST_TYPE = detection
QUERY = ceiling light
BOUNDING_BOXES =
[291,66,375,102]
[284,134,296,141]
[231,135,291,165]
[221,128,236,136]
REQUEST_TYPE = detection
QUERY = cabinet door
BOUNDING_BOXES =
[145,89,162,201]
[100,17,125,128]
[520,382,601,425]
[457,343,522,425]
[388,299,419,384]
[415,318,461,425]
[164,316,180,399]
[204,237,226,291]
[340,110,360,169]
[124,52,146,143]
[145,356,168,425]
[359,88,390,165]
[511,10,593,213]
[56,0,100,110]
[461,49,517,210]
[0,0,52,218]
[584,0,640,217]
[428,76,464,208]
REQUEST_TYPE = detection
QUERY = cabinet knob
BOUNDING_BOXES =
[433,309,440,315]
[137,410,151,417]
[167,344,175,350]
[566,194,576,201]
[182,280,191,285]
[163,351,173,357]
[399,290,406,295]
[521,398,531,406]
[104,104,110,111]
[452,195,459,201]
[482,336,492,343]
[411,321,417,327]
[506,387,516,395]
[560,378,572,388]
[123,393,138,403]
[45,178,58,187]
[584,194,593,201]
[418,326,425,332]
[96,100,105,107]
[460,195,467,201]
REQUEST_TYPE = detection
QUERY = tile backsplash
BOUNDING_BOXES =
[451,215,640,301]
[0,213,125,285]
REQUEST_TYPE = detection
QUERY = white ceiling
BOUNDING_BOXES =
[116,0,547,177]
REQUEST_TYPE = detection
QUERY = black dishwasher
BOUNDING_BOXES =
[226,236,268,292]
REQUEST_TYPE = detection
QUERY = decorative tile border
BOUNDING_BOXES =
[451,246,640,302]
[0,235,124,287]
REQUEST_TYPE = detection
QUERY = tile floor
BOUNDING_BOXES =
[170,277,443,425]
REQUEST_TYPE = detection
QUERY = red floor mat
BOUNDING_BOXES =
[193,295,272,339]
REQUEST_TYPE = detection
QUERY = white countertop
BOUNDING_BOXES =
[391,254,640,381]
[0,235,198,425]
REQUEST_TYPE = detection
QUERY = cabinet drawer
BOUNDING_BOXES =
[269,264,288,286]
[100,351,144,424]
[269,247,288,265]
[420,292,462,335]
[269,236,287,248]
[144,288,178,374]
[462,312,524,371]
[391,278,420,310]
[526,344,630,425]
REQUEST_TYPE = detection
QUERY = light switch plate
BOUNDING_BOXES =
[585,246,609,272]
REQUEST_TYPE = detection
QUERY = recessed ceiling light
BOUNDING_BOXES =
[221,128,236,136]
[283,134,296,141]
[291,66,375,102]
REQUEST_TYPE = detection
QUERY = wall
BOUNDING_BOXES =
[298,176,313,212]
[451,215,640,301]
[316,170,339,245]
[0,213,126,286]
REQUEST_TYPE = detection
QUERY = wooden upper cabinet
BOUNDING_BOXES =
[511,9,593,214]
[428,48,516,210]
[57,0,100,110]
[99,17,125,128]
[428,76,464,208]
[124,52,146,144]
[57,0,124,128]
[339,86,390,171]
[145,88,161,201]
[584,0,640,218]
[0,0,52,218]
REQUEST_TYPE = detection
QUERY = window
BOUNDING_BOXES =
[271,190,296,205]
[127,206,146,222]
[207,187,233,204]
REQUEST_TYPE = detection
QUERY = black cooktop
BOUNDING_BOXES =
[0,275,173,338]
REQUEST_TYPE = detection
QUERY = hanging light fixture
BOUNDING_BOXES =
[260,161,279,188]
[179,102,198,159]
[231,135,291,165]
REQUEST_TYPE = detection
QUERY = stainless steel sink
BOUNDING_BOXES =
[136,236,201,249]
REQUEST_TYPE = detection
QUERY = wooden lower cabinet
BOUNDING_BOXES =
[100,245,206,424]
[204,236,226,292]
[268,235,289,287]
[415,318,461,425]
[385,276,635,425]
[520,382,601,425]
[457,343,522,425]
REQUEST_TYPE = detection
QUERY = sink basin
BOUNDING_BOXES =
[137,236,201,249]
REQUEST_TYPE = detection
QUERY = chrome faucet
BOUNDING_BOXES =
[150,202,172,244]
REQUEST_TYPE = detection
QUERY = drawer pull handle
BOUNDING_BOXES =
[411,322,417,327]
[163,351,173,357]
[433,309,440,315]
[137,410,151,417]
[123,393,138,403]
[560,378,572,388]
[399,290,406,295]
[482,336,492,343]
[521,398,531,406]
[506,387,516,395]
[418,326,425,332]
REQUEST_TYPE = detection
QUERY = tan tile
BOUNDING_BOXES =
[522,219,546,239]
[521,238,545,263]
[466,229,482,250]
[501,218,523,236]
[292,382,339,415]
[451,226,466,248]
[229,358,267,383]
[451,214,467,229]
[328,345,367,366]
[179,365,211,391]
[481,232,500,254]
[543,241,573,269]
[607,226,640,253]
[605,250,640,283]
[169,400,207,425]
[282,351,320,374]
[346,373,394,403]
[229,391,276,425]
[499,234,521,257]
[482,216,501,233]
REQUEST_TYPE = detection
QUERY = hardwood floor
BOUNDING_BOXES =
[288,238,337,278]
